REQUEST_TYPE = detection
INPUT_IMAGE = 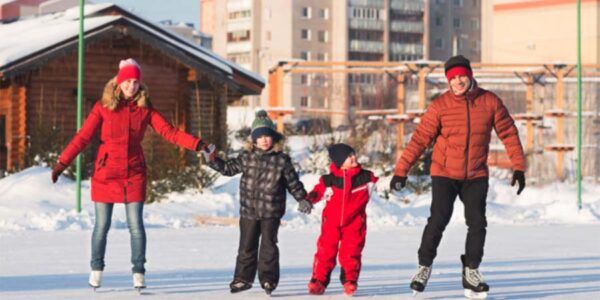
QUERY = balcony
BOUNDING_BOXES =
[390,21,424,33]
[349,0,384,8]
[349,40,384,53]
[349,18,384,30]
[226,41,252,54]
[389,42,423,55]
[390,0,425,12]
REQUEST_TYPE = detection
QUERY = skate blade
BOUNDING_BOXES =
[464,289,487,299]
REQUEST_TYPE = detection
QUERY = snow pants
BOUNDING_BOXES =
[233,217,281,286]
[311,214,367,286]
[418,176,488,269]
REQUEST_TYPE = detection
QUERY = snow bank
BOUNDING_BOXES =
[0,165,598,232]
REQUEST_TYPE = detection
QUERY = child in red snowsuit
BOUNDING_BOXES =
[306,143,378,296]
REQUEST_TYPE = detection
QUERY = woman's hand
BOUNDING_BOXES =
[200,144,216,163]
[51,162,67,183]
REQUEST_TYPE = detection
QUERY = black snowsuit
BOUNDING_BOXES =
[209,146,307,286]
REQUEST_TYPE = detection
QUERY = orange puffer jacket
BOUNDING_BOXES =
[394,81,526,180]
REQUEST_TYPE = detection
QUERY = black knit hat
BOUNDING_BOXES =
[444,55,472,74]
[328,143,355,168]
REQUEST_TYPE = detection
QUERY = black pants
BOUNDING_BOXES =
[418,176,488,269]
[234,217,281,286]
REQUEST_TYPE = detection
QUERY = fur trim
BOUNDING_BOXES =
[243,137,285,152]
[101,77,151,111]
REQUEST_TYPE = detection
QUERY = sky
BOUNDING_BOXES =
[101,0,201,29]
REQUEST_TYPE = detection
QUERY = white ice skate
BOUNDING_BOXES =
[133,272,146,293]
[88,270,102,291]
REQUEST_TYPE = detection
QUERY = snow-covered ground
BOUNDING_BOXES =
[1,225,599,299]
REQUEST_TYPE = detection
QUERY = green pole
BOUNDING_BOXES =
[76,0,85,213]
[576,0,582,210]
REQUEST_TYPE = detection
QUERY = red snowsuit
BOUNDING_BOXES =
[308,163,378,285]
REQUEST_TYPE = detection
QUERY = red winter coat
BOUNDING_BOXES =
[308,163,378,284]
[394,80,526,180]
[58,78,201,203]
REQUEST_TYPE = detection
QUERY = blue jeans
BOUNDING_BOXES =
[91,202,147,274]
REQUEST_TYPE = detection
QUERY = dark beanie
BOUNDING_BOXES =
[444,55,472,74]
[328,143,355,168]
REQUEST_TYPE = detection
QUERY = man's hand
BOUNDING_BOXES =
[511,170,526,195]
[389,175,407,191]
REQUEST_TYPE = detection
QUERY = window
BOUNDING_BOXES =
[301,29,311,40]
[228,10,251,20]
[453,17,461,28]
[453,0,463,6]
[472,40,480,50]
[436,0,444,4]
[435,16,443,26]
[318,30,328,42]
[300,96,310,107]
[227,30,251,42]
[300,74,310,86]
[434,38,444,49]
[472,0,478,7]
[300,51,310,60]
[471,18,479,30]
[316,52,327,61]
[456,38,462,50]
[302,7,311,18]
[320,8,329,19]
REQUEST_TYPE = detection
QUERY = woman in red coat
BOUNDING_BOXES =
[51,59,208,290]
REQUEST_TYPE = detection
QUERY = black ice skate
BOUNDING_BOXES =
[230,279,252,293]
[461,255,489,299]
[262,281,276,296]
[410,265,431,295]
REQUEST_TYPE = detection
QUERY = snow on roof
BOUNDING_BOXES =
[0,3,264,86]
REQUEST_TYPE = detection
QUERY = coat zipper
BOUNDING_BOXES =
[464,96,472,180]
[340,169,346,227]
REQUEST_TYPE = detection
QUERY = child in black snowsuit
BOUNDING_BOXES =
[203,110,312,295]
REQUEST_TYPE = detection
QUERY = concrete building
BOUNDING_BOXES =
[428,0,482,62]
[481,0,599,64]
[201,0,425,115]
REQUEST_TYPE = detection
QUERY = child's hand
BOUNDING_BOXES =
[298,200,313,214]
[200,144,216,162]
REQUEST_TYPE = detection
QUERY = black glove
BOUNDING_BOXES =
[389,175,407,191]
[511,170,526,195]
[51,161,67,183]
[298,200,313,214]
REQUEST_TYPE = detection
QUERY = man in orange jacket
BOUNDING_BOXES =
[390,55,526,297]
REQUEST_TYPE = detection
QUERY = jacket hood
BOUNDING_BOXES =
[101,77,151,111]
